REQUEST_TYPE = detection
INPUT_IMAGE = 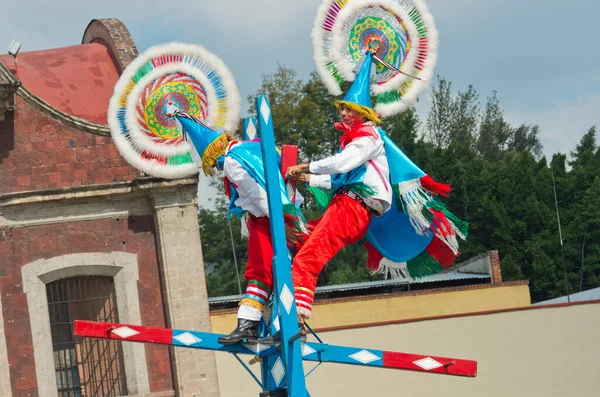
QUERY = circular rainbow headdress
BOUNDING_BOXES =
[107,42,241,179]
[312,0,438,117]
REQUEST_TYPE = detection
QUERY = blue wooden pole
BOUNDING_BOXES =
[255,95,307,397]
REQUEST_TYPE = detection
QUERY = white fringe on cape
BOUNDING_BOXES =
[396,177,463,255]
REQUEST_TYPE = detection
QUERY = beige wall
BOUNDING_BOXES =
[210,282,531,333]
[215,301,600,397]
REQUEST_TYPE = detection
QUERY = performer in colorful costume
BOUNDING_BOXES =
[282,51,392,321]
[274,0,468,325]
[174,114,307,344]
[105,42,307,345]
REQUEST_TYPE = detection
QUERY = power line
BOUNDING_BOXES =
[227,216,243,295]
[551,167,570,303]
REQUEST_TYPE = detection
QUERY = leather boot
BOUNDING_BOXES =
[258,322,307,346]
[217,318,260,345]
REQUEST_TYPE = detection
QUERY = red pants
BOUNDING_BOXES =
[245,216,274,291]
[292,195,371,314]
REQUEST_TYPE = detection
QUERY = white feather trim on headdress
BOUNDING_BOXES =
[107,42,241,179]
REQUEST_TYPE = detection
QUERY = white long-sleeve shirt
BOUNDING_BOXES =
[222,143,304,218]
[308,126,392,214]
[223,155,270,217]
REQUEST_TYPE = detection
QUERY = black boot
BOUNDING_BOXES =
[217,318,260,345]
[258,322,307,346]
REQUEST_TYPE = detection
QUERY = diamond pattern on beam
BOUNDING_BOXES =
[111,326,139,339]
[280,284,294,314]
[244,342,269,354]
[349,349,380,364]
[271,357,285,387]
[260,98,271,125]
[246,119,257,139]
[413,357,443,371]
[302,343,316,357]
[173,332,202,346]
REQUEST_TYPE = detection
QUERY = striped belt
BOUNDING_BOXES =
[337,188,379,216]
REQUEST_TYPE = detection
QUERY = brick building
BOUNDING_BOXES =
[0,19,218,397]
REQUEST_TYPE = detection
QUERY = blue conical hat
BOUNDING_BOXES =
[176,116,221,156]
[344,51,374,108]
[176,115,230,175]
[336,51,380,124]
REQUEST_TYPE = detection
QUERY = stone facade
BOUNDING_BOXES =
[0,175,219,397]
[0,17,219,397]
[152,193,220,397]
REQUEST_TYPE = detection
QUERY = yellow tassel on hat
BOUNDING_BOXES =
[201,133,234,176]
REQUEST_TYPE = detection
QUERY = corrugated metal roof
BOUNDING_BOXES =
[532,287,600,305]
[208,272,490,304]
[414,272,490,283]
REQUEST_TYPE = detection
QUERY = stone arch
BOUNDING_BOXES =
[82,18,139,74]
[21,252,149,397]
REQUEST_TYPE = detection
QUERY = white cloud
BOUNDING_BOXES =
[182,0,320,42]
[505,94,600,160]
[0,0,322,51]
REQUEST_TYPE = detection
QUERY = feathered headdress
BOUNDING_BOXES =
[313,0,439,118]
[107,42,241,179]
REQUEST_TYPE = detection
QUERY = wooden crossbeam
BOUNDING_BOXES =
[74,320,477,378]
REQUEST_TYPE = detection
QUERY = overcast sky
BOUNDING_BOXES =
[2,0,599,208]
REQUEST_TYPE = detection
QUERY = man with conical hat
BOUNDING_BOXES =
[272,48,467,333]
[274,50,393,327]
[174,113,307,345]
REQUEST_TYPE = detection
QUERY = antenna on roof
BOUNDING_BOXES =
[7,39,21,77]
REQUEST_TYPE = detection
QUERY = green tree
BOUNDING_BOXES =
[569,125,597,168]
[296,72,348,160]
[198,204,247,297]
[476,91,511,161]
[196,64,600,305]
[426,76,453,148]
[572,177,600,291]
[449,84,479,150]
[507,124,543,158]
[248,64,304,147]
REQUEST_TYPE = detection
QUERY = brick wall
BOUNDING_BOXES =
[489,250,503,283]
[0,216,173,396]
[0,96,138,195]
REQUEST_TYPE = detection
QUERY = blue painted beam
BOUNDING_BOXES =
[255,95,307,396]
[75,320,477,378]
